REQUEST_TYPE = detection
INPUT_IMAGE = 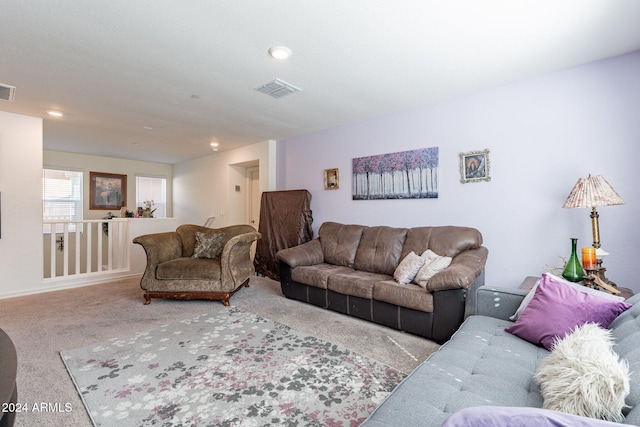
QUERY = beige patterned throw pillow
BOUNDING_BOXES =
[413,249,452,288]
[192,231,226,259]
[393,251,425,284]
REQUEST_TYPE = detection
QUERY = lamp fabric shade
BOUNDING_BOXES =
[562,175,624,209]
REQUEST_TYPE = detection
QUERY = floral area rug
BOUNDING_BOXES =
[60,307,405,426]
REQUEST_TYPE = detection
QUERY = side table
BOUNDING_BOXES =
[518,276,539,291]
[519,276,635,300]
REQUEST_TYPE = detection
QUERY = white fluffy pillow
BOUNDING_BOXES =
[393,251,425,284]
[413,249,452,288]
[534,323,630,422]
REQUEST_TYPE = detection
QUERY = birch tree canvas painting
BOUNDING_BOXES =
[352,147,439,200]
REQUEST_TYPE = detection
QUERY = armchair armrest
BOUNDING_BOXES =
[276,238,324,268]
[476,286,529,321]
[220,231,261,287]
[133,232,183,267]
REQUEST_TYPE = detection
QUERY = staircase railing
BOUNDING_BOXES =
[43,219,130,281]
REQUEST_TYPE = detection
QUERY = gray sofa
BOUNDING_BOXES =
[276,222,488,343]
[362,286,640,426]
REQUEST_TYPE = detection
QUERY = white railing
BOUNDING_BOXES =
[43,219,131,282]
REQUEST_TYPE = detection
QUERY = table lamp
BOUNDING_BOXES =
[562,174,624,287]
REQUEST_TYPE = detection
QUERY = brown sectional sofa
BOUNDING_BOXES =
[276,222,488,343]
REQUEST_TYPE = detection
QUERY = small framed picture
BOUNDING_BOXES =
[460,149,491,183]
[90,172,127,209]
[324,168,339,190]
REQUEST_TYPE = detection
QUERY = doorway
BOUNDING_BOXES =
[247,167,260,230]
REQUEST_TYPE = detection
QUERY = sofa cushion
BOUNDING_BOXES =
[318,222,365,267]
[373,280,434,313]
[505,276,632,350]
[156,258,221,280]
[291,264,354,289]
[535,323,629,422]
[353,226,408,275]
[327,271,391,299]
[401,226,483,260]
[363,315,547,426]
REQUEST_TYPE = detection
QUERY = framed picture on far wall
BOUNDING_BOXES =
[90,172,127,209]
[324,168,339,190]
[460,149,491,183]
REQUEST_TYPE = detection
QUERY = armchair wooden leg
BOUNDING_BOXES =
[141,278,250,306]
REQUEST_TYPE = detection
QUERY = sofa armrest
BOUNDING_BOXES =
[476,286,529,321]
[276,238,324,268]
[427,246,488,292]
[133,232,183,267]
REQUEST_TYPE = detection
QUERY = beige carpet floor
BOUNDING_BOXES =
[0,275,439,427]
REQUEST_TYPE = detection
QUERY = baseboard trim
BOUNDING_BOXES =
[0,273,142,300]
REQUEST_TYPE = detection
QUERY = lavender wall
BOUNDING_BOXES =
[279,51,640,292]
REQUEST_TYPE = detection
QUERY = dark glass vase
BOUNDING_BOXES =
[562,237,585,282]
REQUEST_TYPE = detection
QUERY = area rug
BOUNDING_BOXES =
[60,307,405,426]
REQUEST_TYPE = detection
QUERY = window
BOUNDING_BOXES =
[136,176,166,218]
[43,168,83,233]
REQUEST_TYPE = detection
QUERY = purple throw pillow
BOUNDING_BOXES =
[442,406,627,427]
[505,275,631,350]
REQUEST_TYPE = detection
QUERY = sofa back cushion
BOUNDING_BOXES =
[318,222,365,267]
[402,226,483,259]
[353,226,408,275]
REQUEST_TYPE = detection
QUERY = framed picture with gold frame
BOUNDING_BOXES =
[90,172,127,209]
[324,168,339,190]
[460,149,491,183]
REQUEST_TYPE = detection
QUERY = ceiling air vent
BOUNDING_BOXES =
[254,78,301,99]
[0,84,16,102]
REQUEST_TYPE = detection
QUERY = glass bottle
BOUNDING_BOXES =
[562,237,585,282]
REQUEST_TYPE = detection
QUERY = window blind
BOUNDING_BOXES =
[43,168,83,233]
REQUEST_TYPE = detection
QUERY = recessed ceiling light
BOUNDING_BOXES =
[210,142,219,147]
[268,46,292,60]
[47,110,63,117]
[143,125,153,130]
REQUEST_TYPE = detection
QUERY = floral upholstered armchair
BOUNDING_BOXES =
[133,224,261,305]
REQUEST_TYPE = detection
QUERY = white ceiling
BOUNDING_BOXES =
[1,1,639,164]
